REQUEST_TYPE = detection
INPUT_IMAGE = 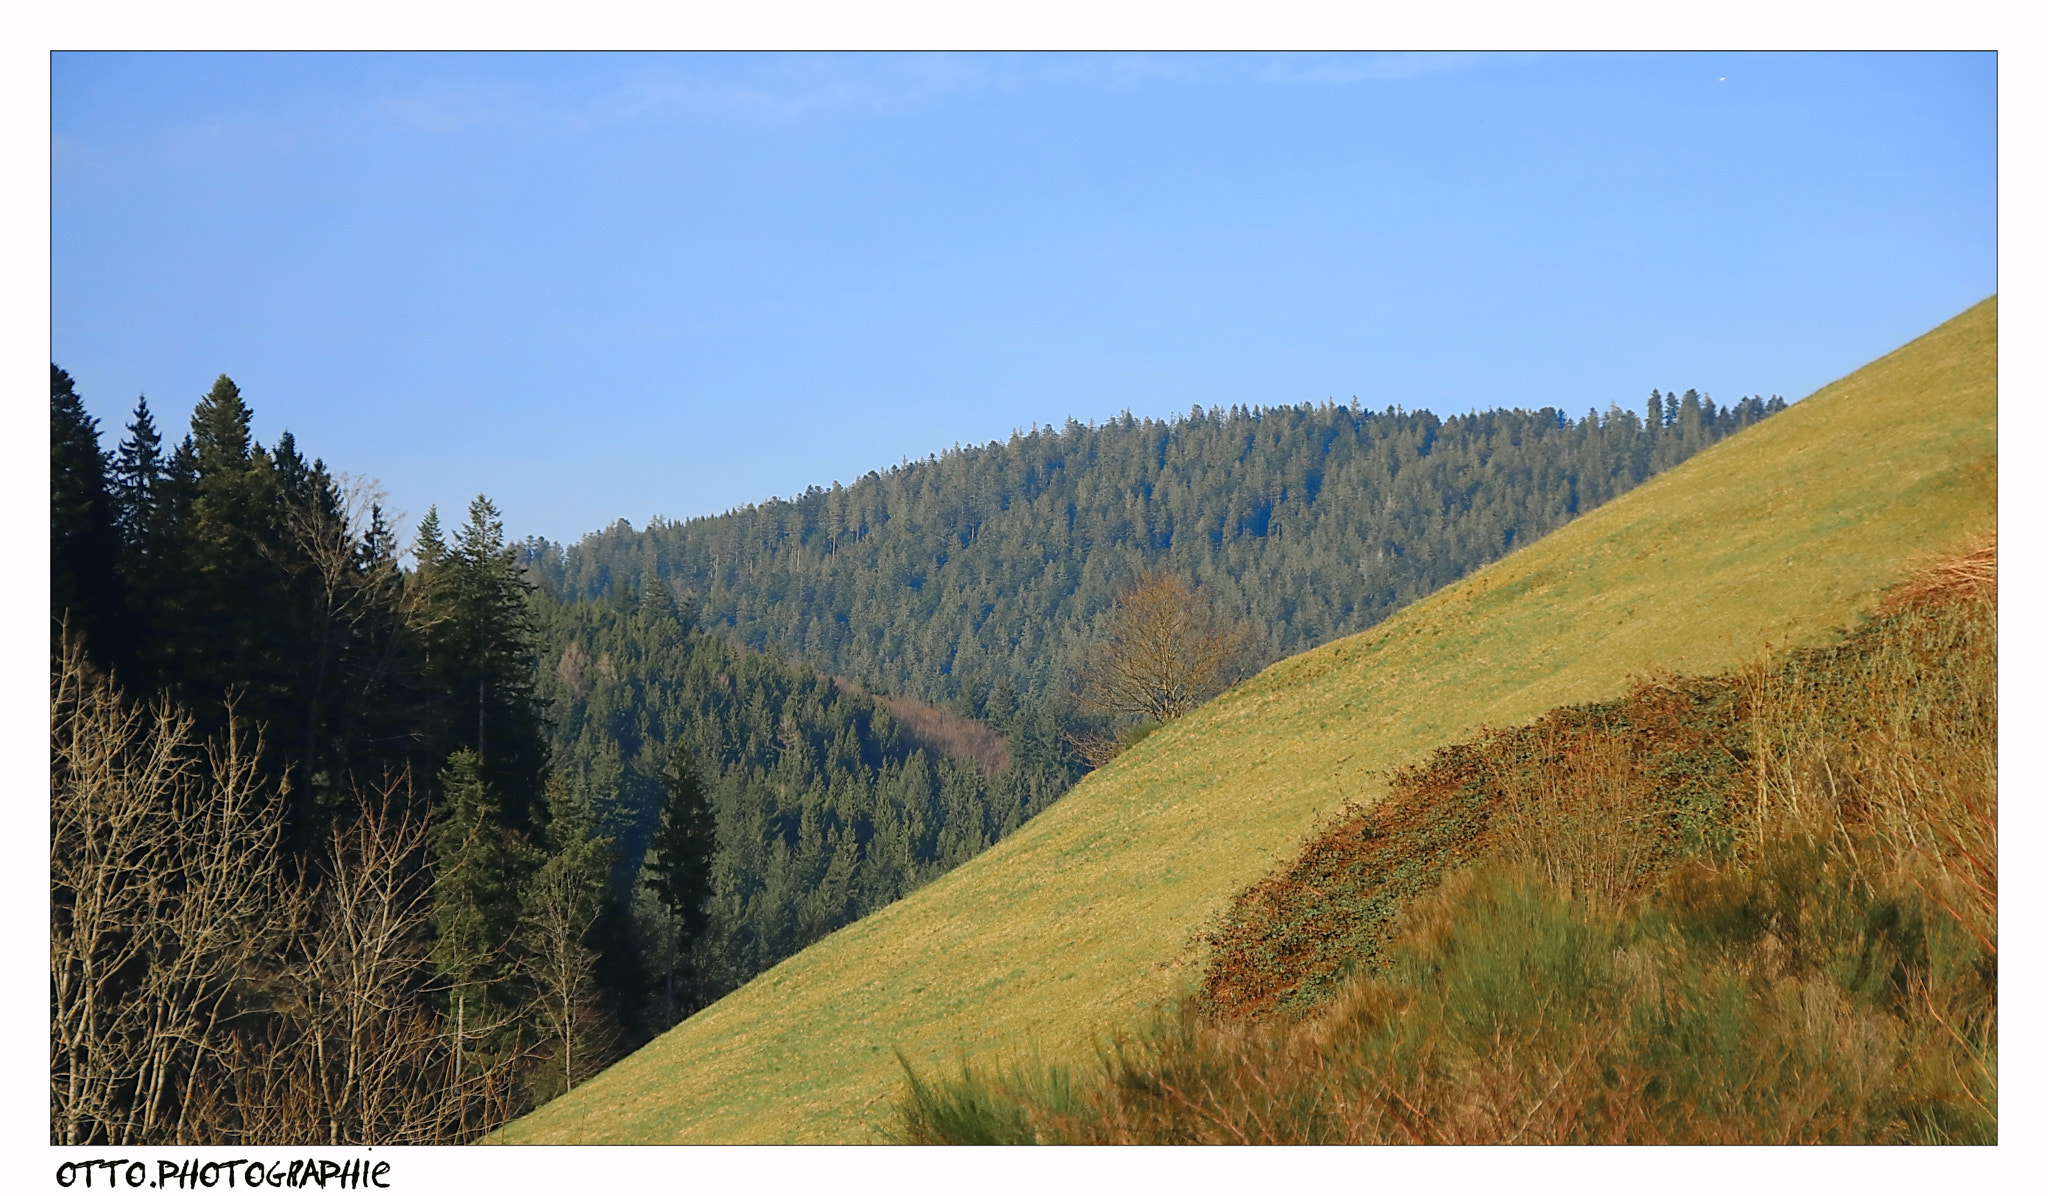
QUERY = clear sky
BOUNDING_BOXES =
[52,51,1995,546]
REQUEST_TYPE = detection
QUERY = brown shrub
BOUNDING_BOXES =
[833,678,1013,775]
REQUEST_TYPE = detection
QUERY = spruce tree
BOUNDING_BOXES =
[413,505,447,567]
[172,375,292,740]
[413,496,551,829]
[105,397,172,690]
[109,396,162,549]
[430,749,541,1025]
[645,752,716,942]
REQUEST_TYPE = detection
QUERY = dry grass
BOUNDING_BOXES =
[899,540,1996,1144]
[501,297,1994,1143]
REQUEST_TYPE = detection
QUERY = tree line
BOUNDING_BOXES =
[527,390,1785,732]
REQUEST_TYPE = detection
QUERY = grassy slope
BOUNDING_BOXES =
[502,297,1995,1144]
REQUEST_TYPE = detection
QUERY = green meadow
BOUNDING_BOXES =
[500,296,1994,1144]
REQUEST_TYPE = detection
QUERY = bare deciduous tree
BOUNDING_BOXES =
[1070,570,1253,760]
[218,780,531,1146]
[260,472,409,835]
[52,635,534,1145]
[265,785,451,1143]
[51,633,284,1145]
[523,842,614,1099]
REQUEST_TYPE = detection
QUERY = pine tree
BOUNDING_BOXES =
[104,396,173,690]
[430,749,541,1028]
[646,753,716,940]
[172,375,291,737]
[109,397,162,553]
[643,751,716,1016]
[414,505,447,567]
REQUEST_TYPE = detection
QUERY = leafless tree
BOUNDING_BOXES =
[52,635,536,1145]
[1073,569,1253,732]
[522,838,616,1099]
[251,784,456,1143]
[51,634,285,1145]
[258,473,411,828]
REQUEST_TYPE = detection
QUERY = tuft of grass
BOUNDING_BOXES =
[892,1052,1041,1145]
[501,298,1993,1144]
[897,539,1995,1144]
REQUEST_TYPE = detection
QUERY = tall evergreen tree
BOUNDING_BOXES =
[109,396,162,549]
[645,753,716,944]
[414,505,447,565]
[170,375,292,737]
[640,751,717,1019]
[107,397,171,690]
[414,497,551,829]
[430,749,541,1025]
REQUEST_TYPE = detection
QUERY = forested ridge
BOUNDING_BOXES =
[529,391,1784,723]
[524,392,1783,1035]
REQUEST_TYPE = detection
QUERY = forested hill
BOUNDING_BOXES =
[532,584,1081,1018]
[527,391,1784,715]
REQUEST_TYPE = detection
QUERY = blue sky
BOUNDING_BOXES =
[52,51,1995,546]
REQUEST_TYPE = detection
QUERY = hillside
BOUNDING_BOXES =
[500,297,1994,1144]
[903,553,1998,1142]
[527,393,1781,719]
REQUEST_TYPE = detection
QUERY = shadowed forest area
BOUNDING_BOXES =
[49,367,1081,1143]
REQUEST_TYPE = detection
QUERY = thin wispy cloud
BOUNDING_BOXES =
[378,74,530,134]
[367,52,1505,136]
[1075,51,1504,87]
